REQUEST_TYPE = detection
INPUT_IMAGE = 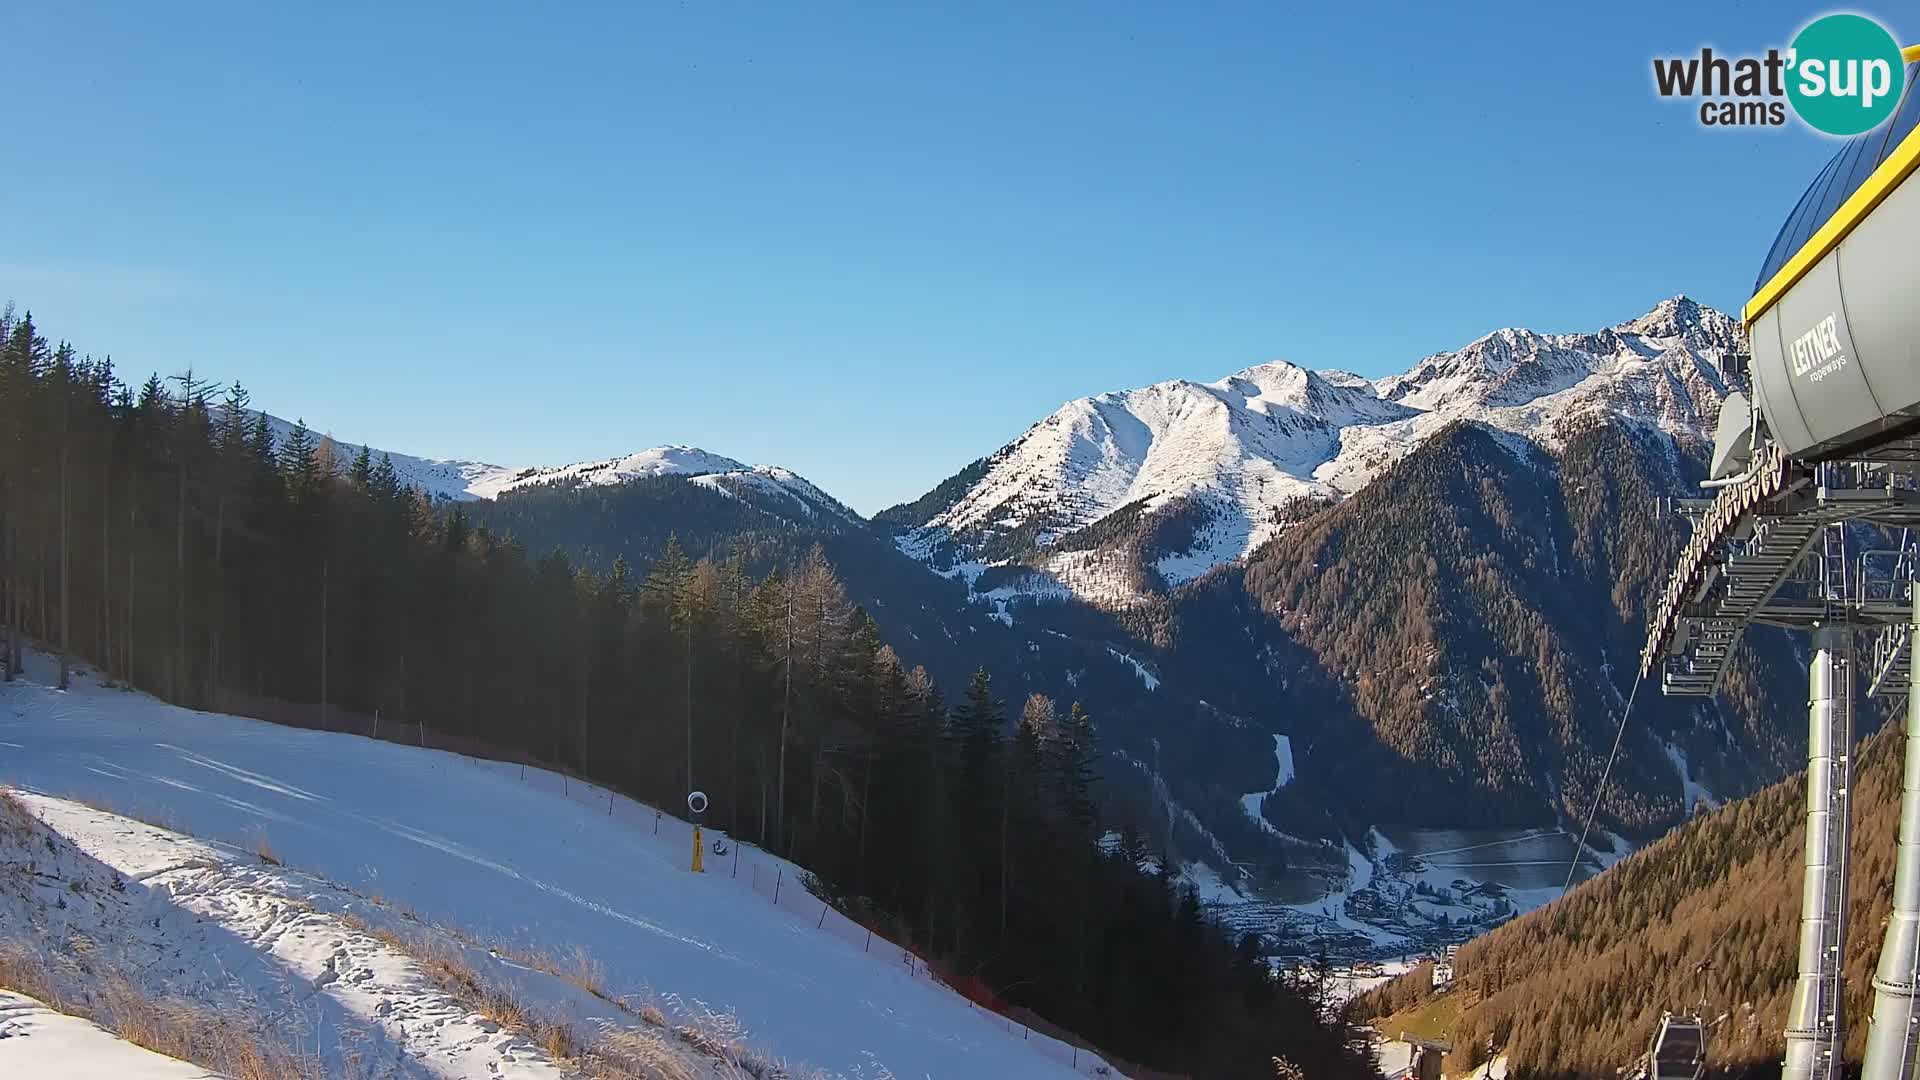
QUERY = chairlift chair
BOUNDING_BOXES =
[1400,1034,1451,1080]
[1647,1012,1706,1080]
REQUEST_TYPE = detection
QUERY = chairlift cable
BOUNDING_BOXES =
[1560,671,1647,898]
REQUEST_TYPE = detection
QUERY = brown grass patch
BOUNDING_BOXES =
[588,1025,703,1080]
[0,788,33,842]
[357,919,785,1079]
[501,942,612,1002]
[251,830,283,866]
[0,939,331,1080]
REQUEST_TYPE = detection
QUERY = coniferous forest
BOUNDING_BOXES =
[0,307,1379,1078]
[1351,715,1909,1079]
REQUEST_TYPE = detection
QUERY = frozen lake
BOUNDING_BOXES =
[1377,826,1601,892]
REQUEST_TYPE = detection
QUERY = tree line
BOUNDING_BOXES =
[1351,710,1907,1078]
[0,307,1377,1078]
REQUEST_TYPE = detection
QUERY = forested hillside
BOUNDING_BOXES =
[1352,716,1908,1078]
[1156,418,1805,840]
[0,307,1376,1078]
[462,470,1010,694]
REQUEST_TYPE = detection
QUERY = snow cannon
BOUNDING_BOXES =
[688,790,709,873]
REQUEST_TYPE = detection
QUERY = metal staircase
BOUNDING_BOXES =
[1866,530,1919,698]
[1645,462,1920,697]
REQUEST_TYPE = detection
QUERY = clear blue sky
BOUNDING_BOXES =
[0,2,1890,513]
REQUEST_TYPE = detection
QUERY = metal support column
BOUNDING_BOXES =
[1864,587,1920,1080]
[1785,625,1854,1080]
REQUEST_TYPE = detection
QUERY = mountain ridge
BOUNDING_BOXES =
[883,295,1740,605]
[248,295,1806,965]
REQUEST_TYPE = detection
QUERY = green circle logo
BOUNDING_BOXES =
[1787,14,1906,136]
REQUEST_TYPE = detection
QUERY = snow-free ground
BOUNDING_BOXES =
[0,653,1098,1079]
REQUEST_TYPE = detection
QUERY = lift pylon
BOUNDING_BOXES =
[1862,588,1920,1080]
[1784,623,1853,1080]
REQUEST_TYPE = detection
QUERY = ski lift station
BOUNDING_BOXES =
[1639,44,1920,1080]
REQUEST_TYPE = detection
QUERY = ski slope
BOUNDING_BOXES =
[0,655,1098,1079]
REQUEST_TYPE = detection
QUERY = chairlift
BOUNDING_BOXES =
[1645,1012,1705,1080]
[1400,1034,1451,1080]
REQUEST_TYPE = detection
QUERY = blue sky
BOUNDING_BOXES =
[0,1,1890,513]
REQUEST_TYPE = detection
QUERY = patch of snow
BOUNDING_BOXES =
[1177,860,1248,906]
[1270,734,1296,788]
[1345,840,1374,893]
[1105,648,1160,691]
[1237,735,1295,836]
[1664,742,1719,814]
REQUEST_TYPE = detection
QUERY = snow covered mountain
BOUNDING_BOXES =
[883,297,1742,601]
[470,447,860,523]
[255,414,856,523]
[255,412,518,503]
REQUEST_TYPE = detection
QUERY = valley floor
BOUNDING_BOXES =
[0,652,1097,1079]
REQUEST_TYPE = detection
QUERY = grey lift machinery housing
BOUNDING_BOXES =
[1646,50,1920,1080]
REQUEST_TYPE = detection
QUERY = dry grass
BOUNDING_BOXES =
[354,915,799,1079]
[350,920,593,1065]
[0,938,331,1080]
[250,829,283,866]
[0,788,33,841]
[500,942,614,1002]
[1,788,345,1079]
[589,1025,704,1080]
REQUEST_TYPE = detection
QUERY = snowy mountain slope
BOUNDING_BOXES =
[467,445,750,499]
[893,360,1416,579]
[253,412,519,503]
[253,411,864,526]
[886,297,1740,602]
[0,656,1097,1079]
[253,413,858,523]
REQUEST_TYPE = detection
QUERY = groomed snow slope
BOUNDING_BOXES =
[0,658,1095,1079]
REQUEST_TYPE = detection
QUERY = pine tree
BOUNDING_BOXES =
[0,309,1386,1080]
[645,534,695,796]
[1059,701,1100,836]
[349,444,374,493]
[279,420,317,503]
